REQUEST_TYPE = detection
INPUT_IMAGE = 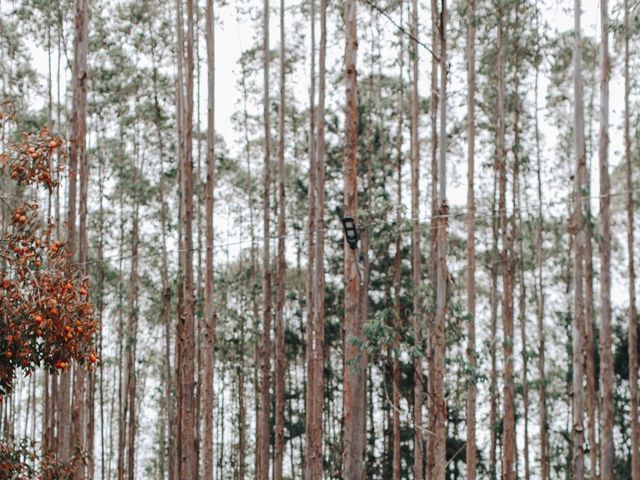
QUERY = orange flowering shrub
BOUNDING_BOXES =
[0,112,99,395]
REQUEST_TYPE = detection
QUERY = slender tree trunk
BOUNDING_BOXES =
[514,106,530,480]
[203,0,216,478]
[572,2,587,477]
[151,50,175,480]
[598,0,614,476]
[238,292,247,480]
[534,52,548,480]
[497,7,515,479]
[488,166,500,480]
[625,1,639,477]
[69,0,88,474]
[43,16,54,462]
[274,1,287,477]
[409,0,423,477]
[342,1,364,477]
[116,184,127,480]
[304,0,317,474]
[430,1,448,477]
[427,3,438,473]
[176,0,197,475]
[258,0,273,476]
[238,49,260,477]
[584,175,598,479]
[391,6,404,478]
[125,146,143,480]
[465,0,476,476]
[308,0,327,477]
[305,1,317,475]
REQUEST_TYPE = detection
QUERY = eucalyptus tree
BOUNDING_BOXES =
[598,0,614,477]
[624,0,639,476]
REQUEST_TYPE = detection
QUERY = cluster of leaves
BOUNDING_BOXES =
[0,112,99,395]
[0,437,37,480]
[0,436,78,480]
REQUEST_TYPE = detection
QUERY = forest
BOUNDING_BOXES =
[0,0,639,478]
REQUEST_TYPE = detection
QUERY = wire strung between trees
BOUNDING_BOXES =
[1,186,639,268]
[358,0,439,61]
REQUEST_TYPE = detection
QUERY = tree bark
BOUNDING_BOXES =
[625,1,639,477]
[392,5,404,479]
[304,1,317,476]
[308,0,327,477]
[497,7,515,479]
[274,1,287,477]
[258,0,273,476]
[430,1,448,477]
[598,0,614,477]
[534,31,548,479]
[427,2,438,472]
[203,0,216,478]
[176,0,197,476]
[342,1,364,477]
[123,143,143,480]
[571,2,586,477]
[409,0,423,477]
[69,0,88,475]
[465,0,477,477]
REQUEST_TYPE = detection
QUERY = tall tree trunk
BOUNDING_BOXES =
[304,2,317,477]
[514,94,530,480]
[258,0,273,476]
[625,1,639,477]
[534,47,548,480]
[203,0,216,478]
[571,2,586,477]
[497,7,515,479]
[409,0,423,477]
[409,1,426,476]
[391,5,404,479]
[342,0,364,477]
[151,47,175,480]
[69,0,88,474]
[124,144,143,480]
[274,1,287,477]
[598,0,614,476]
[176,0,197,476]
[465,0,477,476]
[584,171,598,478]
[427,2,438,473]
[430,1,448,477]
[488,170,500,480]
[308,0,327,477]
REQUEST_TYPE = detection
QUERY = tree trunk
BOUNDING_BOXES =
[69,0,88,474]
[431,2,448,477]
[274,1,287,477]
[584,180,598,478]
[533,25,548,478]
[497,8,515,479]
[571,2,586,477]
[409,0,423,477]
[258,0,273,476]
[465,0,477,476]
[176,0,197,476]
[309,0,327,477]
[305,0,317,474]
[625,1,639,477]
[598,0,614,476]
[203,0,216,478]
[124,144,143,480]
[427,2,438,472]
[342,1,364,477]
[392,5,404,479]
